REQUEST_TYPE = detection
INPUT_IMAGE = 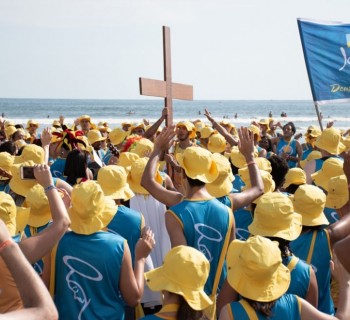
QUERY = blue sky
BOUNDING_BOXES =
[0,0,350,100]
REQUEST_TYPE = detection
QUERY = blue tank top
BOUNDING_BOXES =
[233,207,252,241]
[54,231,126,320]
[283,256,311,299]
[167,198,233,296]
[276,138,298,168]
[314,155,343,172]
[217,195,232,208]
[24,222,51,274]
[106,205,143,266]
[50,157,66,178]
[227,294,301,319]
[233,174,245,192]
[323,207,339,225]
[290,229,334,314]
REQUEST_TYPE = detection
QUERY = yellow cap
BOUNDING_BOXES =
[311,157,344,191]
[326,175,349,209]
[283,168,306,189]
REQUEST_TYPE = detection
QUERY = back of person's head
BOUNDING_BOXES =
[226,235,291,317]
[268,155,289,190]
[0,141,17,155]
[144,245,212,319]
[64,149,88,186]
[176,147,218,184]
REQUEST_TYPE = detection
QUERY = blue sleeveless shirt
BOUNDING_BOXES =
[227,294,301,319]
[54,231,126,320]
[106,205,143,266]
[167,198,233,296]
[290,229,334,315]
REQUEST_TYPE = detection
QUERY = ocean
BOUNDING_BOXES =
[1,98,350,134]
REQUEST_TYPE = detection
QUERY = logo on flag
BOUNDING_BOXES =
[298,18,350,104]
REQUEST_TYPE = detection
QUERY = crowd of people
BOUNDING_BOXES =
[0,108,350,319]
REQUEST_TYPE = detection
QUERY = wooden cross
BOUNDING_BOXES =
[139,26,193,126]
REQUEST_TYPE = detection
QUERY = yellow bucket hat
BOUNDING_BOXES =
[258,118,270,126]
[176,121,196,140]
[68,181,117,235]
[118,152,140,172]
[109,128,128,146]
[299,150,322,169]
[52,119,61,128]
[0,192,17,236]
[254,157,272,173]
[4,120,15,128]
[193,120,205,132]
[97,165,135,201]
[129,138,154,158]
[25,184,52,228]
[230,146,247,168]
[127,157,163,195]
[206,153,234,198]
[207,133,226,153]
[5,126,17,139]
[144,245,213,310]
[249,192,302,241]
[15,206,30,234]
[79,115,91,123]
[310,157,344,191]
[26,119,39,129]
[14,144,45,165]
[239,168,275,196]
[176,147,219,183]
[248,124,261,141]
[315,127,345,155]
[9,161,38,197]
[292,184,328,226]
[87,129,106,145]
[282,168,306,189]
[200,126,215,139]
[0,152,14,180]
[326,175,349,209]
[226,235,290,302]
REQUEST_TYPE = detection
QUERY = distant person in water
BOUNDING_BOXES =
[269,111,273,118]
[281,112,287,117]
[234,113,238,119]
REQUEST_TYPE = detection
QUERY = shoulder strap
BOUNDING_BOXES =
[287,255,299,272]
[306,230,317,264]
[238,300,259,320]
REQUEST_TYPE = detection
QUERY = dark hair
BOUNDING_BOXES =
[268,155,289,190]
[186,176,206,187]
[283,122,296,135]
[243,297,276,317]
[285,183,301,195]
[176,295,203,320]
[64,149,88,186]
[266,236,293,258]
[259,136,273,152]
[0,141,16,155]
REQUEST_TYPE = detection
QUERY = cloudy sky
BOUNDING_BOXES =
[0,0,350,100]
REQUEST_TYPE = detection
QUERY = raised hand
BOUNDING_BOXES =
[153,126,176,152]
[237,126,255,161]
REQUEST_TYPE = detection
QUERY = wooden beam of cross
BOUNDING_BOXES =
[139,26,193,126]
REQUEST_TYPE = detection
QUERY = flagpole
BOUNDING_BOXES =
[314,102,324,131]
